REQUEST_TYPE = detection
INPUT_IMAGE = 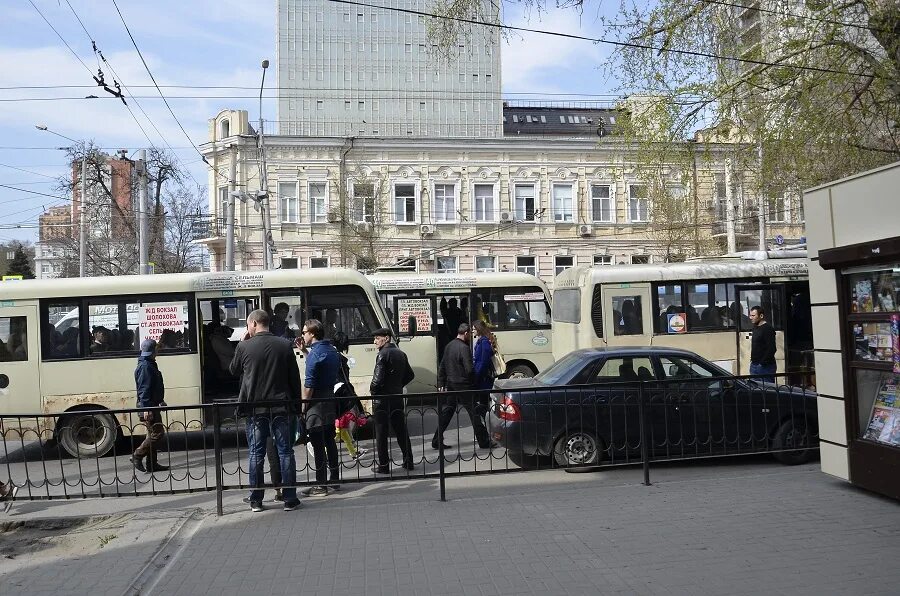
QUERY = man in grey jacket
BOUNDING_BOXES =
[230,309,302,512]
[433,323,491,450]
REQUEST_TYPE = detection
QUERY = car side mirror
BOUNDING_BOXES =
[407,316,418,337]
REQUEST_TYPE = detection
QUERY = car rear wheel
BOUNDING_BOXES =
[553,429,601,467]
[772,419,814,465]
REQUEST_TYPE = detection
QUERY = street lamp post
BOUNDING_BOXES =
[36,125,88,277]
[257,59,274,270]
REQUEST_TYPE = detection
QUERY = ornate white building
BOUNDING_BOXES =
[196,108,805,286]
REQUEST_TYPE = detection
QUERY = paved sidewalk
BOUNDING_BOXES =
[3,459,899,595]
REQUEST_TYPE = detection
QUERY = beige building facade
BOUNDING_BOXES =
[198,109,804,286]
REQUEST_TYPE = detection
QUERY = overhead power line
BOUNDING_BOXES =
[326,0,886,80]
[111,0,229,183]
[0,162,59,179]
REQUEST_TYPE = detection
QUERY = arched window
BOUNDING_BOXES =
[220,119,230,139]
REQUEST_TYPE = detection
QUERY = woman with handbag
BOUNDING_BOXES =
[332,332,369,461]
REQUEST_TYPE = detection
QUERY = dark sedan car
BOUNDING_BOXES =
[487,347,818,469]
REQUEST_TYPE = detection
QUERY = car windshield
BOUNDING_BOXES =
[534,352,589,385]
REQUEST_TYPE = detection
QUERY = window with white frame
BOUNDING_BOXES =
[593,255,612,266]
[433,183,456,222]
[475,255,496,272]
[436,255,458,273]
[308,182,327,223]
[473,183,495,222]
[552,184,574,222]
[351,182,376,223]
[218,187,228,222]
[591,184,614,223]
[768,195,787,222]
[516,256,536,275]
[628,184,649,223]
[393,183,417,223]
[310,256,329,268]
[281,257,298,269]
[277,182,298,223]
[554,255,575,276]
[514,184,536,221]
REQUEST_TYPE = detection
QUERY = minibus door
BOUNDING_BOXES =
[392,295,438,395]
[0,305,41,415]
[733,284,786,376]
[602,284,653,344]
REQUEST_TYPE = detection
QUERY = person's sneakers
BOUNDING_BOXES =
[283,499,303,511]
[307,485,329,497]
[272,490,284,502]
[249,501,264,512]
[351,448,369,461]
[130,455,147,473]
[2,485,18,514]
[374,465,390,474]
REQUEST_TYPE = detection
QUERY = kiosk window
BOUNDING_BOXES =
[0,316,27,362]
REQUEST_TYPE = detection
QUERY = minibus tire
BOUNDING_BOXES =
[504,364,535,379]
[58,411,118,458]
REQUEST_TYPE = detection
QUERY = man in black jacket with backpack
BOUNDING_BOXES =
[370,328,414,473]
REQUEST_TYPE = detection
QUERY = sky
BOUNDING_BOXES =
[0,0,619,244]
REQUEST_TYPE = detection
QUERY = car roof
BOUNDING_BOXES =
[566,346,707,359]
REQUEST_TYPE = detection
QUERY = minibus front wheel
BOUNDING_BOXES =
[57,410,119,458]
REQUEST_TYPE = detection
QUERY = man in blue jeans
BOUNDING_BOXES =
[230,309,303,512]
[749,305,777,383]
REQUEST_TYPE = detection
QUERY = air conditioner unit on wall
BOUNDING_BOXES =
[499,210,514,223]
[420,224,434,236]
[419,248,434,261]
[579,224,593,237]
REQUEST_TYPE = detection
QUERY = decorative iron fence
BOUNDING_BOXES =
[0,374,818,516]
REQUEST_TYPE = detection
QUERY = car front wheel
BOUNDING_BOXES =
[553,429,601,467]
[772,419,815,465]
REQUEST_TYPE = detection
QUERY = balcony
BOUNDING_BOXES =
[190,217,226,243]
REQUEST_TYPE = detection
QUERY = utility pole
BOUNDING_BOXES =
[79,154,88,277]
[136,149,151,275]
[226,145,236,271]
[257,59,274,270]
[724,158,737,254]
[757,143,767,252]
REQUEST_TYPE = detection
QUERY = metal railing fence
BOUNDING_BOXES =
[0,373,817,515]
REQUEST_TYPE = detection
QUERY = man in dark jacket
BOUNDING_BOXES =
[300,319,340,496]
[132,339,169,473]
[433,323,491,450]
[749,305,777,383]
[370,327,414,473]
[229,309,302,512]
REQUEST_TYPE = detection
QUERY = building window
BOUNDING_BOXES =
[516,256,536,275]
[393,183,417,223]
[218,187,229,221]
[555,255,575,276]
[591,184,614,223]
[281,257,298,269]
[436,256,458,273]
[41,263,50,274]
[473,184,495,222]
[316,100,324,110]
[310,257,329,268]
[433,183,456,222]
[769,195,787,223]
[593,255,612,266]
[628,184,649,223]
[632,255,650,264]
[308,182,327,223]
[351,182,376,223]
[475,255,496,272]
[552,184,574,222]
[277,182,298,223]
[514,184,536,221]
